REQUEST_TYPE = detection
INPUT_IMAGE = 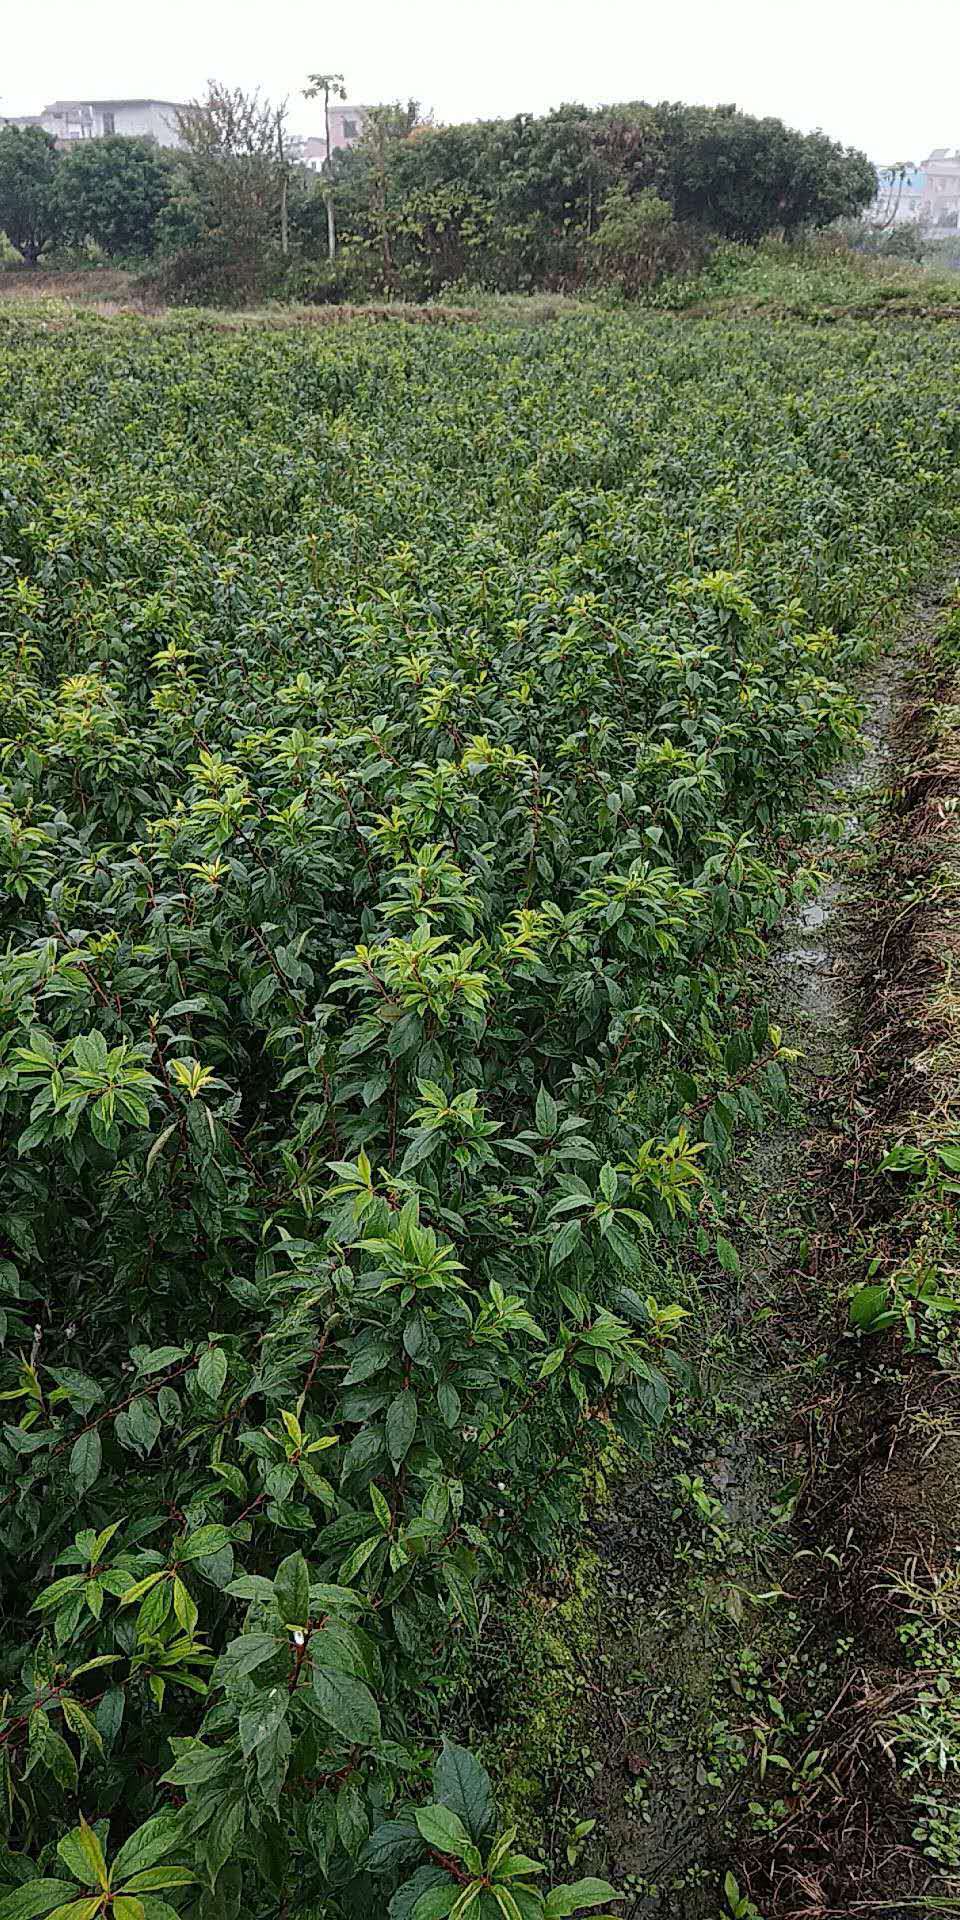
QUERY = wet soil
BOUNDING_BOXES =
[563,624,938,1916]
[740,591,960,1919]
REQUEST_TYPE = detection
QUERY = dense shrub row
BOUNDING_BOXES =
[325,103,875,301]
[0,309,958,1917]
[0,98,876,305]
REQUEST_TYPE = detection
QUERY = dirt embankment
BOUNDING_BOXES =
[741,586,960,1919]
[0,266,489,325]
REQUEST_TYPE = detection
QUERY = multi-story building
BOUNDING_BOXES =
[869,150,960,231]
[920,149,960,230]
[297,105,368,172]
[4,99,185,148]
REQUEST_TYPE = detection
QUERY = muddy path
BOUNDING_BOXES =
[737,579,960,1919]
[553,590,960,1917]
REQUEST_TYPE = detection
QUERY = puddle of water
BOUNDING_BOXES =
[798,901,826,931]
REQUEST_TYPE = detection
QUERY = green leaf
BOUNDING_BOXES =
[448,1887,481,1920]
[715,1234,741,1275]
[337,1777,370,1858]
[218,1632,282,1679]
[60,1697,103,1757]
[535,1085,558,1136]
[307,1790,338,1873]
[160,1744,229,1787]
[338,1534,381,1584]
[117,1571,164,1608]
[389,1869,454,1920]
[274,1550,310,1626]
[135,1346,188,1376]
[412,1891,457,1920]
[370,1481,392,1530]
[58,1824,106,1894]
[171,1576,197,1636]
[312,1665,381,1744]
[118,1871,195,1894]
[0,1887,84,1920]
[401,1130,444,1173]
[96,1686,125,1748]
[544,1880,622,1916]
[414,1804,475,1862]
[343,1344,391,1385]
[492,1892,524,1920]
[68,1429,101,1495]
[437,1382,460,1428]
[433,1739,495,1842]
[197,1345,227,1398]
[239,1691,288,1758]
[849,1284,889,1329]
[493,1852,545,1879]
[175,1524,232,1562]
[386,1391,418,1468]
[117,1395,161,1456]
[28,1715,77,1792]
[359,1818,424,1873]
[602,1219,644,1273]
[442,1563,479,1636]
[550,1218,583,1267]
[41,1903,101,1920]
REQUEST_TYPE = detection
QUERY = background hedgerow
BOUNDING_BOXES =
[0,307,958,1918]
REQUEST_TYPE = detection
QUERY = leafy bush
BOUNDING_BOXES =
[0,307,957,1914]
[56,138,173,260]
[330,102,875,298]
[591,185,709,293]
[142,237,287,307]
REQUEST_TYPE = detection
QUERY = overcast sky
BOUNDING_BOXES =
[4,0,958,163]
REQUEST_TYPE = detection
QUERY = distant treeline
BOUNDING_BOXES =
[0,92,877,304]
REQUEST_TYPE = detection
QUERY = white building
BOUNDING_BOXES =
[6,100,185,149]
[920,149,960,231]
[867,151,960,232]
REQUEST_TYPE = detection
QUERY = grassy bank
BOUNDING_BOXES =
[0,237,957,329]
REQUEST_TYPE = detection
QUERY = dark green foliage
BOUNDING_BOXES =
[0,307,956,1914]
[0,126,61,265]
[328,101,876,296]
[56,137,173,259]
[0,96,876,304]
[652,104,877,241]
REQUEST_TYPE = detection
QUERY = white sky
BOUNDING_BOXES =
[3,0,957,163]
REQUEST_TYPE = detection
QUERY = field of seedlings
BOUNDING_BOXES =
[1,305,959,1920]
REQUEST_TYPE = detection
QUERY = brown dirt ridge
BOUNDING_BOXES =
[739,579,960,1919]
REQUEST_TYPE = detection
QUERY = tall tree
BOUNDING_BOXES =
[57,136,172,258]
[357,101,422,284]
[304,70,346,261]
[175,82,289,260]
[0,124,61,265]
